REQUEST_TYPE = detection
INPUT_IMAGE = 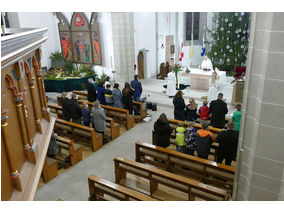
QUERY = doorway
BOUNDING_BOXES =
[137,51,144,79]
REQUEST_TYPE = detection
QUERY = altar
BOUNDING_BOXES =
[181,69,226,90]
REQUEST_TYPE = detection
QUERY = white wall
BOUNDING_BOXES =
[18,12,61,69]
[134,12,156,78]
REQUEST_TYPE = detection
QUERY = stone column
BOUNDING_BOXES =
[233,12,284,201]
[111,12,135,85]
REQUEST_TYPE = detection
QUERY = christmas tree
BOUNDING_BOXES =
[206,12,250,73]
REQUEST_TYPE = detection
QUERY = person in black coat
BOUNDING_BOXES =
[122,82,135,115]
[154,113,173,148]
[86,78,97,102]
[216,121,239,166]
[209,93,228,128]
[173,90,185,121]
[60,91,71,121]
[70,93,82,124]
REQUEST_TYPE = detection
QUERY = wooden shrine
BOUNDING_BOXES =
[1,28,55,201]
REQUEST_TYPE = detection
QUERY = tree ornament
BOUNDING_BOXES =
[225,18,228,22]
[221,27,224,31]
[214,52,217,55]
[226,45,230,49]
[241,45,244,49]
[239,17,242,21]
[228,23,232,27]
[243,30,246,34]
[227,58,230,62]
[229,49,233,52]
[223,53,226,57]
[235,12,238,16]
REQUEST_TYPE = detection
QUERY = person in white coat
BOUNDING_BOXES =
[166,70,176,97]
[201,55,213,71]
[207,71,219,104]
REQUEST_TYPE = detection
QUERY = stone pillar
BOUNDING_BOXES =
[111,12,135,84]
[233,12,284,201]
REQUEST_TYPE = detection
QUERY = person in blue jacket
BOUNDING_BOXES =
[96,82,107,105]
[130,74,143,102]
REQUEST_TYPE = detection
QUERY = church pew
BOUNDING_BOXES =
[167,118,223,159]
[54,118,103,152]
[55,136,83,168]
[75,99,134,130]
[114,157,229,201]
[72,90,147,122]
[152,129,219,161]
[42,156,58,183]
[88,175,156,201]
[195,112,231,124]
[135,141,235,193]
[48,103,120,141]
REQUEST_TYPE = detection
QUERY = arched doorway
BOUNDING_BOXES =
[137,51,144,79]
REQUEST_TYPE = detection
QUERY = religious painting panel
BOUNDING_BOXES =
[90,12,102,65]
[70,12,92,64]
[71,31,92,64]
[56,12,72,61]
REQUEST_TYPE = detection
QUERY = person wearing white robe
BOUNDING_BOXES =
[201,55,213,71]
[166,71,176,97]
[207,71,219,104]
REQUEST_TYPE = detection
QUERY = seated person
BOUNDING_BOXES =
[201,55,213,71]
[104,84,114,106]
[47,131,59,158]
[175,123,186,153]
[196,121,214,160]
[216,121,239,166]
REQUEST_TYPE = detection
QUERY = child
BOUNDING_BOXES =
[82,102,91,127]
[104,84,114,106]
[175,123,186,153]
[184,122,198,156]
[232,104,242,131]
[199,100,210,121]
[185,98,198,122]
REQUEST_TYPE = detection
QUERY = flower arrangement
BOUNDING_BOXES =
[231,66,246,84]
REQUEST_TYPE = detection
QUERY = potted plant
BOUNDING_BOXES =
[49,51,65,68]
[173,64,181,87]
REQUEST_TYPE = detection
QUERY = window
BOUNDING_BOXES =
[184,12,207,45]
[185,12,200,40]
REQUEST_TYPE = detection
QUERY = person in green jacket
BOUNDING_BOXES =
[232,104,242,131]
[175,123,186,152]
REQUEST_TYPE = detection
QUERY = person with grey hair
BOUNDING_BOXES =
[92,100,107,144]
[216,120,239,166]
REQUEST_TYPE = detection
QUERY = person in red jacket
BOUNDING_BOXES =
[199,100,210,121]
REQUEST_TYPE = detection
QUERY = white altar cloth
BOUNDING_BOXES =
[181,69,226,90]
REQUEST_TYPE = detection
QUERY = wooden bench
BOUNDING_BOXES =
[75,99,134,130]
[55,136,83,167]
[135,141,235,193]
[88,175,156,201]
[54,118,103,152]
[195,112,231,124]
[167,118,222,159]
[42,157,58,183]
[72,90,147,122]
[48,103,120,141]
[114,157,229,201]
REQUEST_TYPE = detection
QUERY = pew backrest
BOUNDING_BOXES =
[54,118,102,152]
[135,141,235,192]
[114,156,229,201]
[88,175,156,201]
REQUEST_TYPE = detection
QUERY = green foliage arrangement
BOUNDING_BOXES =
[96,72,107,85]
[64,60,74,74]
[206,12,250,71]
[49,51,64,62]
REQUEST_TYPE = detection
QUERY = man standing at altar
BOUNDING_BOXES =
[166,69,176,97]
[201,55,213,71]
